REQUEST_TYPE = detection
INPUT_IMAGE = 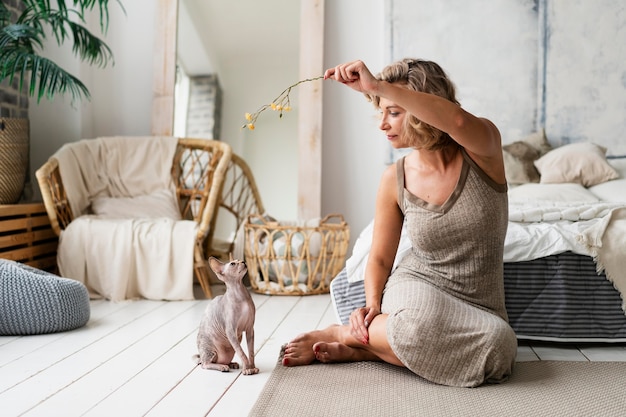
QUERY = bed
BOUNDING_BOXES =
[331,136,626,342]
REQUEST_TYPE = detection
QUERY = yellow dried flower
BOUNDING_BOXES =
[241,75,323,132]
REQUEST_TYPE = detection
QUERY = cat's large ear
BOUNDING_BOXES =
[208,257,224,275]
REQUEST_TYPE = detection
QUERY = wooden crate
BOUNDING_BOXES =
[0,203,58,272]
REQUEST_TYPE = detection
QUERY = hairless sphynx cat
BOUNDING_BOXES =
[194,257,258,375]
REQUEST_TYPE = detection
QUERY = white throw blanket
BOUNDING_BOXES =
[58,216,196,301]
[504,201,626,261]
[54,136,179,216]
[53,136,196,301]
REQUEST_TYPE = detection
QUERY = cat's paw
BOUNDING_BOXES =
[229,362,240,369]
[201,363,231,372]
[243,367,259,375]
[216,364,231,372]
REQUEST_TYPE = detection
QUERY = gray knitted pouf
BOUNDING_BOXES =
[0,259,90,335]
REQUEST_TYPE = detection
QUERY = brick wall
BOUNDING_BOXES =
[185,74,222,139]
[0,0,29,119]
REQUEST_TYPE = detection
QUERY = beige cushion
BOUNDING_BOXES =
[91,189,182,220]
[534,143,619,187]
[502,130,552,185]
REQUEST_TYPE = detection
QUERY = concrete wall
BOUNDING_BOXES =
[389,0,538,146]
[386,0,626,154]
[28,1,157,202]
[543,0,626,155]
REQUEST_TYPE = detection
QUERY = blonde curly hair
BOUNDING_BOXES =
[366,58,460,150]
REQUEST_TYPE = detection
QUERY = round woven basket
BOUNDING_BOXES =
[244,213,350,295]
[0,117,30,204]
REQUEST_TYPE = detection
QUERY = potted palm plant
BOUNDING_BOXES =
[0,0,123,204]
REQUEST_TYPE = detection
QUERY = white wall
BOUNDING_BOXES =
[178,0,300,221]
[388,0,626,156]
[29,0,626,254]
[218,56,299,222]
[322,0,387,249]
[29,1,158,200]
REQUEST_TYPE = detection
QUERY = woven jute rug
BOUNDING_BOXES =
[250,356,626,416]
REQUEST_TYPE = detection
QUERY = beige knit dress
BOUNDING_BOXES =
[383,149,517,387]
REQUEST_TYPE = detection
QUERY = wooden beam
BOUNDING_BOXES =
[151,0,178,136]
[298,0,325,220]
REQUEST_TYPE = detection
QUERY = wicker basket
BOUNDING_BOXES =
[244,213,349,295]
[0,118,29,204]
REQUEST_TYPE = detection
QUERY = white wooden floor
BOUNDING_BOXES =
[2,285,626,417]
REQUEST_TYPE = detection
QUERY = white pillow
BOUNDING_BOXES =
[534,142,619,187]
[588,179,626,202]
[588,159,626,202]
[91,188,182,220]
[608,157,626,178]
[508,183,600,203]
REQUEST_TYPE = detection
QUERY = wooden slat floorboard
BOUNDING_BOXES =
[1,289,625,417]
[30,302,206,416]
[2,301,192,416]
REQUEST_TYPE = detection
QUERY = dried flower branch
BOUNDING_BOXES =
[242,75,324,131]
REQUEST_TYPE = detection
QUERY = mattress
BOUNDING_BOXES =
[504,251,626,342]
[330,251,626,342]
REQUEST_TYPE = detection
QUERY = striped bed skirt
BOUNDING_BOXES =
[330,252,626,342]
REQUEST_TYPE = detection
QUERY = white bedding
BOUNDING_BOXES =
[347,201,626,282]
[505,200,626,261]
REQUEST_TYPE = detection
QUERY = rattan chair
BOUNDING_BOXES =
[36,137,232,298]
[205,153,265,265]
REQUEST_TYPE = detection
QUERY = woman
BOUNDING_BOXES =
[281,59,517,387]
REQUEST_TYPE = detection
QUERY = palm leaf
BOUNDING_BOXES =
[0,23,43,53]
[67,20,113,67]
[2,42,90,102]
[0,0,123,103]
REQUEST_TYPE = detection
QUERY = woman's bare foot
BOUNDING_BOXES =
[313,341,379,363]
[282,325,342,366]
[282,332,318,366]
[283,315,401,368]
